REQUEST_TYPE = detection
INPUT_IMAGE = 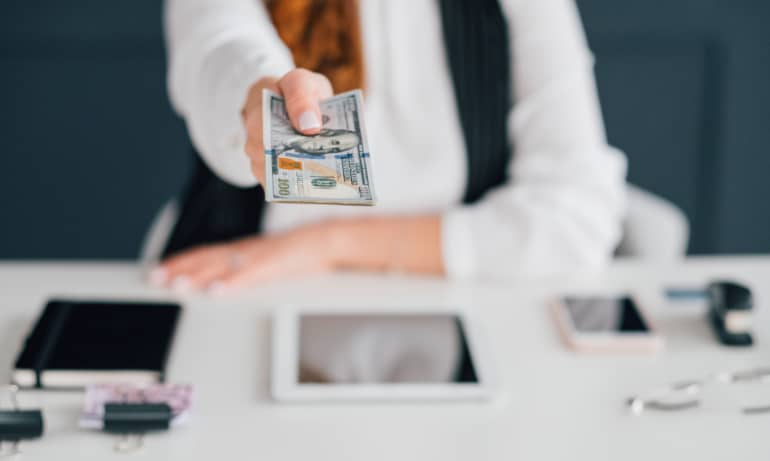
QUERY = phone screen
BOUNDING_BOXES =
[562,297,649,333]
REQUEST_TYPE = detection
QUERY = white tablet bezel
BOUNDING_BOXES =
[271,306,494,402]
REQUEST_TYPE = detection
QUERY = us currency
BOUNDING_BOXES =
[263,89,377,205]
[79,383,193,429]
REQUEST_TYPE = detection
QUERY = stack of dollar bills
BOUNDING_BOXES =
[263,89,377,205]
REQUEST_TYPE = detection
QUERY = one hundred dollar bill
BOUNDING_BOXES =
[263,89,377,205]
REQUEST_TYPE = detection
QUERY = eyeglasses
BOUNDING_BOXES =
[628,367,770,415]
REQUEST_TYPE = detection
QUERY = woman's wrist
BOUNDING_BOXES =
[309,218,384,271]
[311,216,445,275]
[314,219,372,271]
[292,219,346,271]
[242,76,278,120]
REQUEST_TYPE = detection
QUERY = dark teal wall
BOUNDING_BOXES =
[0,1,191,258]
[1,1,768,258]
[578,0,770,253]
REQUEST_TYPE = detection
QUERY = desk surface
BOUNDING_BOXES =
[0,257,768,460]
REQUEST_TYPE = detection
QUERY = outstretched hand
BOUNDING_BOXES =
[241,69,334,184]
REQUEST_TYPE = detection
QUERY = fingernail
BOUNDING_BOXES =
[298,111,321,131]
[148,267,167,286]
[171,276,191,293]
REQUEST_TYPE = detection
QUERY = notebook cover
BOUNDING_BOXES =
[14,300,181,388]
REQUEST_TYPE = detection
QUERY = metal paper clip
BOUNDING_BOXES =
[628,367,770,415]
[114,433,144,454]
[0,385,44,458]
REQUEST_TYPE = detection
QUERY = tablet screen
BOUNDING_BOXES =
[297,314,477,384]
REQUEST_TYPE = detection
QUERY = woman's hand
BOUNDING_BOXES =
[242,69,334,184]
[150,223,337,292]
[149,215,444,293]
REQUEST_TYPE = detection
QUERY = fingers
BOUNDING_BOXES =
[242,69,333,185]
[243,78,280,185]
[212,228,331,290]
[146,225,333,293]
[148,236,277,293]
[212,261,278,291]
[150,244,237,292]
[278,69,333,135]
[244,134,266,185]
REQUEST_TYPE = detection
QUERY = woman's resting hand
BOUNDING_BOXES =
[149,216,444,292]
[150,222,337,292]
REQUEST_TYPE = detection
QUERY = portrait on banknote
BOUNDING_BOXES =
[274,128,361,156]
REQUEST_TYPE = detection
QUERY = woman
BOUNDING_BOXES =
[153,0,627,291]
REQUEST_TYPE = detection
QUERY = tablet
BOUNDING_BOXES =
[271,308,492,402]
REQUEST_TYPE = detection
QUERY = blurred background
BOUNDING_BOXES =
[1,0,768,259]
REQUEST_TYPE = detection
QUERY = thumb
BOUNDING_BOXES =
[278,69,333,135]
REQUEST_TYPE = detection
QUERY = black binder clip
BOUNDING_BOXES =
[707,281,754,347]
[0,385,44,457]
[103,400,172,453]
[667,280,755,347]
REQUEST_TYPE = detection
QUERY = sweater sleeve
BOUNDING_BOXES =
[164,0,294,187]
[441,0,628,279]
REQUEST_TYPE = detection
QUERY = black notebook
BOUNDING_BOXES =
[13,299,181,389]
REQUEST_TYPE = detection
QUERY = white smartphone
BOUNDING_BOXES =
[551,295,663,353]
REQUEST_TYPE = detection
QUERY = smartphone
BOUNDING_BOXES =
[551,296,663,352]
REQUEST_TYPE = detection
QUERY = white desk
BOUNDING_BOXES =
[0,258,768,460]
